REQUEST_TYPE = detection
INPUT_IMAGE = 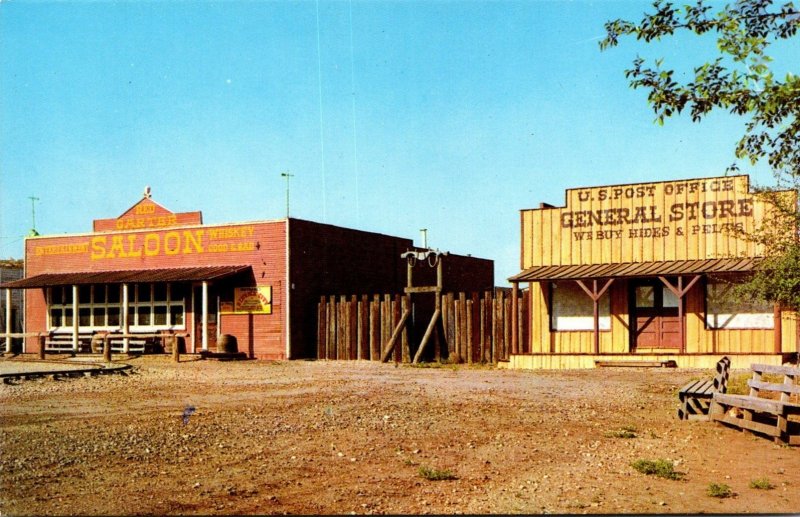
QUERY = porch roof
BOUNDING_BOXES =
[509,258,760,283]
[0,265,253,289]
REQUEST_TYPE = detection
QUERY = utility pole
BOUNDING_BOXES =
[28,195,40,236]
[280,172,294,218]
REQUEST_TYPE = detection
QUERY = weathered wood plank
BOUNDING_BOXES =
[748,379,800,395]
[413,310,441,364]
[370,294,380,361]
[752,363,800,376]
[381,308,410,363]
[713,393,798,415]
[711,412,782,438]
[401,296,411,363]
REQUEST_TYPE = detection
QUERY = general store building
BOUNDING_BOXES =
[508,175,797,369]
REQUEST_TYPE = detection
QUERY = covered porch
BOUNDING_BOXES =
[507,258,793,368]
[0,265,254,355]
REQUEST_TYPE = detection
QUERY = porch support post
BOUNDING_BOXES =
[4,288,11,353]
[575,278,614,355]
[122,283,130,353]
[774,303,782,354]
[511,282,519,355]
[658,275,701,355]
[72,285,79,353]
[202,281,209,352]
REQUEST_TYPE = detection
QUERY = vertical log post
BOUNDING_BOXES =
[658,275,701,355]
[172,333,180,363]
[575,279,614,355]
[72,284,79,355]
[774,303,782,354]
[103,334,112,363]
[511,283,519,355]
[401,296,411,363]
[4,288,11,353]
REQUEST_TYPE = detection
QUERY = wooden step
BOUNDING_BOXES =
[594,360,677,368]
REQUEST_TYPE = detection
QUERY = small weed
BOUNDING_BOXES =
[418,465,457,481]
[406,361,446,369]
[403,458,417,467]
[749,478,775,490]
[604,426,637,439]
[727,372,783,395]
[630,459,683,480]
[707,483,733,498]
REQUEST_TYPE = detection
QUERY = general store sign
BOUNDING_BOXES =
[521,175,791,266]
[561,177,752,241]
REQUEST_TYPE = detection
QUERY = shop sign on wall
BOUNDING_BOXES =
[560,177,756,242]
[221,286,272,314]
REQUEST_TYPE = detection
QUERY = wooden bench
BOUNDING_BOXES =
[677,356,731,420]
[45,333,93,353]
[710,363,800,445]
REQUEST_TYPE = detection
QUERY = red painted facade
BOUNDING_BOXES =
[19,196,494,359]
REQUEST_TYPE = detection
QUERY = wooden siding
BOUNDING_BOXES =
[524,275,796,356]
[317,289,528,363]
[23,220,288,358]
[518,175,798,360]
[504,353,786,370]
[520,175,783,268]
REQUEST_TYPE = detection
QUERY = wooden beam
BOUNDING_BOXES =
[658,275,701,355]
[511,283,519,354]
[575,279,614,355]
[381,308,411,362]
[404,286,441,294]
[4,288,11,353]
[774,303,782,354]
[413,310,441,364]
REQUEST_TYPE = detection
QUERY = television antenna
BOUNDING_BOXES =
[28,195,40,236]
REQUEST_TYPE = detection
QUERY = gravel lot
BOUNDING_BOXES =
[1,356,798,515]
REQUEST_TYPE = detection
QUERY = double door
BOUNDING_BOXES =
[631,280,681,350]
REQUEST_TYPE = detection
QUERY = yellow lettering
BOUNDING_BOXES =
[183,230,205,254]
[164,231,181,255]
[108,235,127,258]
[144,234,160,256]
[126,234,142,257]
[91,236,107,260]
[135,203,155,215]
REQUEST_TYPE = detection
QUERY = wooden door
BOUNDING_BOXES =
[194,285,218,351]
[631,280,681,350]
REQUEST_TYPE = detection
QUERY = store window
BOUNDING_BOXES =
[47,283,186,331]
[706,281,773,329]
[550,281,610,331]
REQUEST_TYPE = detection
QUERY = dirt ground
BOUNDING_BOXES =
[0,356,798,515]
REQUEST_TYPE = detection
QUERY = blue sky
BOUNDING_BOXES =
[1,0,796,285]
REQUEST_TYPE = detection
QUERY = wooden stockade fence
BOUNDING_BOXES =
[316,289,530,363]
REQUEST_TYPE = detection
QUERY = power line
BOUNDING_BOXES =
[349,0,360,226]
[315,0,327,222]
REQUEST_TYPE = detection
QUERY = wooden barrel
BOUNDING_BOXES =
[217,334,238,353]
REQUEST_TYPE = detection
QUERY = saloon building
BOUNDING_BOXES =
[509,175,797,369]
[2,190,493,359]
